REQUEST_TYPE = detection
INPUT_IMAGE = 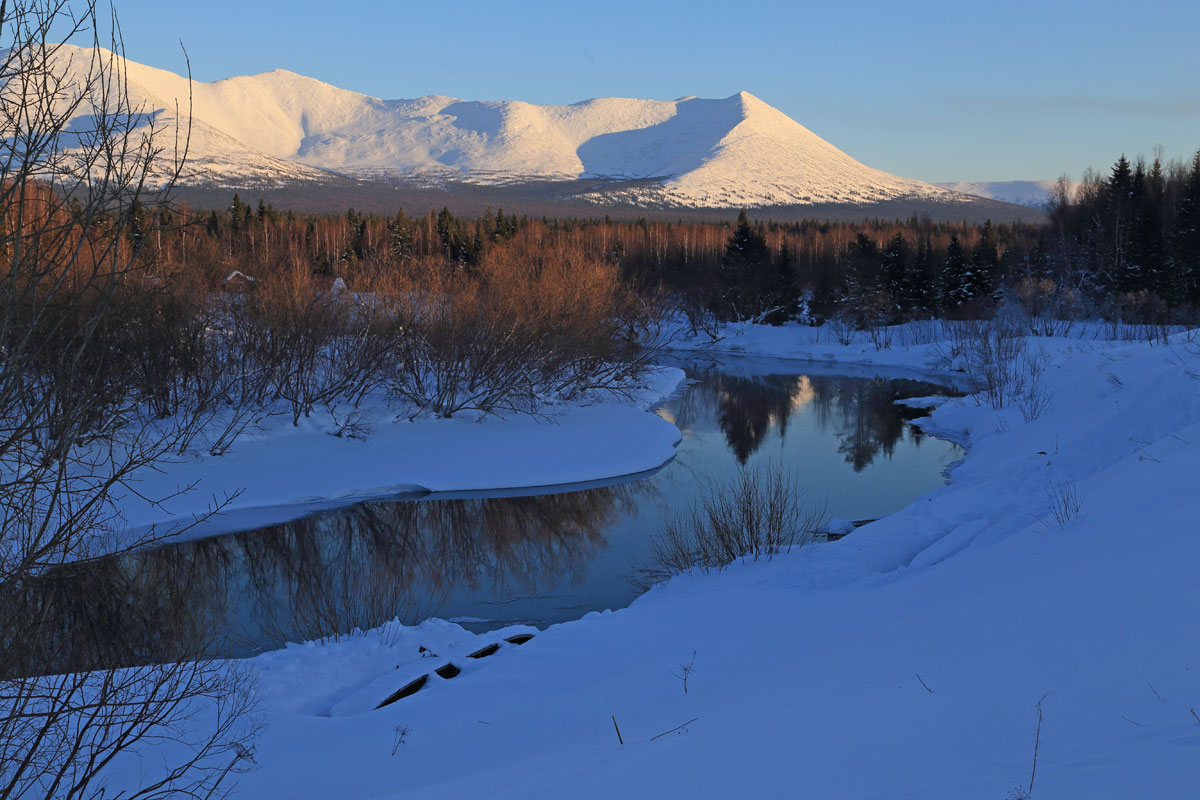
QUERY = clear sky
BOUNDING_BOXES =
[110,0,1199,183]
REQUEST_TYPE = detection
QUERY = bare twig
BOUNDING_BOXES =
[1029,693,1050,796]
[650,717,700,741]
[671,651,697,694]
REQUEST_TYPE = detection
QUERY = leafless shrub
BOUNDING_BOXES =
[827,312,857,346]
[1017,352,1053,422]
[633,465,823,589]
[896,319,944,347]
[947,312,1053,421]
[391,724,412,755]
[326,404,373,440]
[671,651,697,694]
[1047,480,1082,527]
[1014,278,1084,339]
[866,317,895,350]
[676,289,722,342]
[941,318,987,361]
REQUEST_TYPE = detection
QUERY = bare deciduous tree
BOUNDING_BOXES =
[0,2,259,797]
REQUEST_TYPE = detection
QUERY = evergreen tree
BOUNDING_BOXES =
[436,207,465,262]
[766,242,798,324]
[808,258,839,324]
[1132,156,1171,302]
[1172,151,1200,306]
[387,208,416,261]
[941,235,970,313]
[1106,155,1135,292]
[905,236,935,316]
[1108,154,1133,200]
[717,210,773,320]
[881,233,909,319]
[969,219,999,307]
[482,207,496,241]
[127,199,147,248]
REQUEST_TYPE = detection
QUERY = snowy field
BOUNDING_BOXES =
[108,321,1200,798]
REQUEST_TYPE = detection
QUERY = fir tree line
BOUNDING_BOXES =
[1040,149,1200,320]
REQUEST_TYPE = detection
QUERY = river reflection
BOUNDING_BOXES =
[676,365,946,471]
[37,359,962,663]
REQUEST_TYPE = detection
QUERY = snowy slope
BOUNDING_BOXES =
[32,45,967,206]
[935,180,1080,208]
[97,322,1200,799]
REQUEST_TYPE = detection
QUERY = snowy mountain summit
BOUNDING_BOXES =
[37,46,972,209]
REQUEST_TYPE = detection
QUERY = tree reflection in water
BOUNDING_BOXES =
[677,365,951,471]
[31,485,634,665]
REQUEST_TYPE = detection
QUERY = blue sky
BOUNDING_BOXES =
[111,0,1199,182]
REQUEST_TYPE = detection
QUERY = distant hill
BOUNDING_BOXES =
[934,180,1080,208]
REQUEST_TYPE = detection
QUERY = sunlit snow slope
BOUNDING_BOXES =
[934,180,1081,208]
[38,45,966,207]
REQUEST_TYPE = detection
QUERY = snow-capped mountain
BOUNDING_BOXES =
[934,180,1079,208]
[35,45,977,209]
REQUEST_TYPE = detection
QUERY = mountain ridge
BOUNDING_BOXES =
[26,45,1033,217]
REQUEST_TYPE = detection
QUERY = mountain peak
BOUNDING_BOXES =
[32,52,961,209]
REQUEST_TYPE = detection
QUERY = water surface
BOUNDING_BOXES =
[42,356,963,662]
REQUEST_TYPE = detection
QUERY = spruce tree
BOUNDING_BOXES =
[229,193,251,232]
[809,258,839,324]
[1172,151,1200,306]
[969,220,999,308]
[127,199,146,248]
[904,237,935,316]
[768,242,798,324]
[717,210,773,320]
[1133,157,1171,302]
[1105,155,1135,293]
[881,233,909,320]
[388,209,415,261]
[436,207,465,262]
[941,235,970,314]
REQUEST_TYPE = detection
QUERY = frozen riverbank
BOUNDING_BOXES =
[110,322,1200,798]
[112,366,687,539]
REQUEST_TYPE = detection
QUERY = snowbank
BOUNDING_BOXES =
[114,366,686,539]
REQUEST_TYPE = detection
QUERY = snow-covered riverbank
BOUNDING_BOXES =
[118,322,1200,798]
[112,366,686,539]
